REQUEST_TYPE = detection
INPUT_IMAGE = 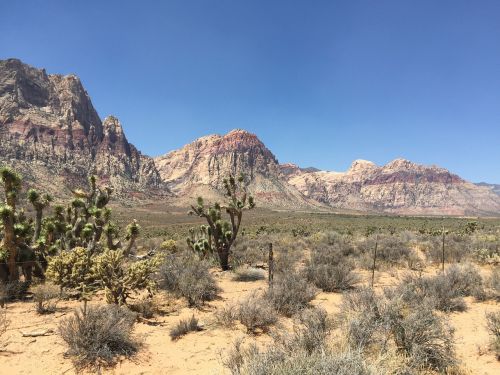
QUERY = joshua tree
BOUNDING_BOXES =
[27,188,52,243]
[0,167,23,281]
[188,174,255,270]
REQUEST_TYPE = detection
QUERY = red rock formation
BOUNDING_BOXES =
[0,58,163,198]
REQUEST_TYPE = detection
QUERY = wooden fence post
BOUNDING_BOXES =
[441,228,446,273]
[371,234,379,288]
[268,242,274,289]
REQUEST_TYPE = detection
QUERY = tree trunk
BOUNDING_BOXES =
[218,248,230,271]
[4,215,19,282]
[33,208,43,243]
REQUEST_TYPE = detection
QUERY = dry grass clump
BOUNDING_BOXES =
[223,307,375,375]
[482,268,500,301]
[230,237,269,268]
[215,293,278,334]
[32,283,60,314]
[265,273,317,317]
[238,292,278,334]
[338,286,458,373]
[305,246,360,292]
[486,311,500,360]
[215,304,240,328]
[0,309,8,344]
[232,266,266,282]
[0,281,30,305]
[394,264,484,312]
[59,305,138,368]
[425,233,472,264]
[129,297,157,319]
[169,315,202,340]
[158,252,220,307]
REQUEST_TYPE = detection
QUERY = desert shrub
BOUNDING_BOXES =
[129,297,156,319]
[338,287,458,372]
[309,231,357,256]
[169,315,201,340]
[265,273,317,317]
[393,264,484,312]
[486,311,500,360]
[388,299,456,370]
[223,335,374,375]
[238,292,278,333]
[215,304,239,328]
[159,239,178,253]
[0,309,8,342]
[32,283,59,314]
[376,234,415,266]
[305,247,360,292]
[338,287,383,350]
[481,268,500,301]
[59,305,138,368]
[286,308,331,355]
[0,281,30,305]
[243,350,374,375]
[426,233,472,264]
[471,234,500,265]
[230,237,268,268]
[356,233,415,269]
[233,266,266,282]
[158,253,220,307]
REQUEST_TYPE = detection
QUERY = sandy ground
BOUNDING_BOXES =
[0,268,498,375]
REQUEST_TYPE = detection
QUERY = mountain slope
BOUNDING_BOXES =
[281,159,500,215]
[0,58,164,198]
[475,182,500,197]
[154,129,322,209]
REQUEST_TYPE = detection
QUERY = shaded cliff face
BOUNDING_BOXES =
[154,130,321,208]
[283,159,500,215]
[0,58,162,197]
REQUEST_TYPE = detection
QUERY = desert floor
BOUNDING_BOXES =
[0,267,499,375]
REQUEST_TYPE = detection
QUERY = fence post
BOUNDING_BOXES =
[371,234,379,288]
[441,228,446,273]
[268,242,274,289]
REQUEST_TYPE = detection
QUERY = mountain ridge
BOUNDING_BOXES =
[1,58,499,216]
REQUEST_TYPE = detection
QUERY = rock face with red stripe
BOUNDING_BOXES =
[154,129,320,208]
[0,58,163,197]
[282,158,500,215]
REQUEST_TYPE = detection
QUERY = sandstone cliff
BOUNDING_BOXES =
[0,58,163,198]
[282,158,500,215]
[154,129,322,209]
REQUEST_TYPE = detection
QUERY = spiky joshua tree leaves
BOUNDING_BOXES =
[0,167,43,282]
[188,174,255,270]
[0,166,155,306]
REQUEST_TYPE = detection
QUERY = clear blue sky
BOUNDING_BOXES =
[1,1,499,182]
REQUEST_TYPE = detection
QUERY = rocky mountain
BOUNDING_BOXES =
[281,159,500,215]
[0,58,163,198]
[475,182,500,197]
[154,129,321,209]
[1,58,498,215]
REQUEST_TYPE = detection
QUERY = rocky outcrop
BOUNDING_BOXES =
[284,158,500,215]
[0,58,163,198]
[475,182,500,197]
[155,130,321,208]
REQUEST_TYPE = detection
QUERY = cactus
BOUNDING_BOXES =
[0,167,23,281]
[92,248,159,305]
[0,167,145,289]
[27,189,52,243]
[188,174,255,270]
